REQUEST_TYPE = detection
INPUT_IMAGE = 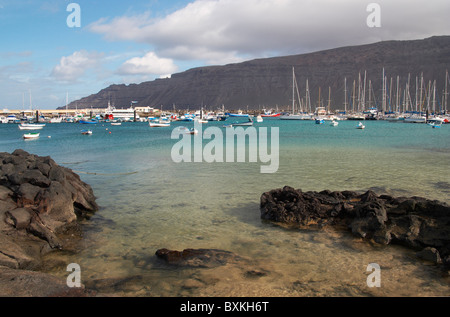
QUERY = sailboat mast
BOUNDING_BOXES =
[362,70,367,112]
[306,79,311,113]
[445,70,448,114]
[389,77,393,113]
[344,77,348,113]
[382,68,386,114]
[292,67,295,114]
[433,80,436,114]
[327,86,331,114]
[352,80,356,113]
[419,73,424,112]
[396,76,400,113]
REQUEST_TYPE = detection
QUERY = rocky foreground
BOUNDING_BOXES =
[0,150,98,296]
[260,186,450,267]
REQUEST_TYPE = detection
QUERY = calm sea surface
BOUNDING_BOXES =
[1,119,449,296]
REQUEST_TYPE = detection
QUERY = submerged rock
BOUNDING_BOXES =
[260,186,450,266]
[155,248,244,268]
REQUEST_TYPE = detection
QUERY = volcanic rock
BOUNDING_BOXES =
[260,186,450,266]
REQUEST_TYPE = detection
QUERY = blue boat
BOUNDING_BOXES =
[315,118,324,124]
[226,110,249,118]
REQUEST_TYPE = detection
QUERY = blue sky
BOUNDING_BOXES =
[1,0,449,109]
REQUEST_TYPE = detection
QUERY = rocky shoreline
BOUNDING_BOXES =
[0,150,98,296]
[260,186,450,268]
[1,150,449,296]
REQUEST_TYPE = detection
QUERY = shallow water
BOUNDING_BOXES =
[1,119,449,296]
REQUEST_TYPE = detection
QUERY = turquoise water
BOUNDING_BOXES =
[1,120,449,296]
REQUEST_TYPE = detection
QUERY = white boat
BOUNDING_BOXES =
[187,128,199,135]
[149,121,170,127]
[111,122,122,126]
[330,120,339,126]
[256,115,263,123]
[50,117,63,123]
[356,122,365,129]
[279,114,305,120]
[105,101,139,121]
[23,132,40,139]
[18,123,45,130]
[81,129,92,135]
[6,115,20,123]
[404,114,426,123]
[194,117,208,124]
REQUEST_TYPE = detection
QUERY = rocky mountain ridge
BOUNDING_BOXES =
[64,36,450,112]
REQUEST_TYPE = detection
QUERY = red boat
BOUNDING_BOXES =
[261,113,281,117]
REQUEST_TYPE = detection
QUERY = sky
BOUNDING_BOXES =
[1,0,449,110]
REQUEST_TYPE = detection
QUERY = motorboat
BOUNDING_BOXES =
[356,122,365,129]
[315,118,324,124]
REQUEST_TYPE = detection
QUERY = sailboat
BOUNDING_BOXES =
[280,67,305,120]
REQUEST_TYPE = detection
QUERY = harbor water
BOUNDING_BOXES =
[1,119,449,296]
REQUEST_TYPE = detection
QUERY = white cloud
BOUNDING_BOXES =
[88,0,450,66]
[51,50,104,82]
[117,51,178,76]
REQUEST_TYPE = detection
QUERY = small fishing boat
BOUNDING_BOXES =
[149,120,170,127]
[81,130,92,135]
[356,122,365,129]
[194,117,208,124]
[227,110,249,118]
[229,117,254,127]
[80,119,98,124]
[330,120,339,126]
[256,115,263,123]
[187,128,199,135]
[431,123,442,129]
[111,122,122,126]
[315,118,324,124]
[23,132,40,139]
[18,123,45,130]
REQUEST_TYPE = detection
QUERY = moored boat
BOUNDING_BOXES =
[80,119,98,124]
[149,120,170,127]
[330,120,339,126]
[18,123,45,130]
[23,132,40,139]
[356,122,365,129]
[315,118,324,124]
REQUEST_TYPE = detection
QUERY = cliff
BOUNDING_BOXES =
[64,36,450,112]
